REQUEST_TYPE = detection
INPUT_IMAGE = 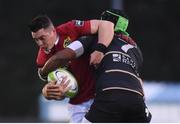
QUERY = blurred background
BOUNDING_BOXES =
[0,0,180,122]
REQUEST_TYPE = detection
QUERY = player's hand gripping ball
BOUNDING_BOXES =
[48,68,78,98]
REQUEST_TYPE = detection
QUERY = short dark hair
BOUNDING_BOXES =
[28,15,53,32]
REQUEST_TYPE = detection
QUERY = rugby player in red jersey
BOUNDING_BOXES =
[28,15,114,122]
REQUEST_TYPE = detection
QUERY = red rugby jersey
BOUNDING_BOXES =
[36,20,95,104]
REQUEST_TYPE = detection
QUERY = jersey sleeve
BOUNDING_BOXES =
[56,20,91,37]
[78,35,98,56]
[66,35,98,58]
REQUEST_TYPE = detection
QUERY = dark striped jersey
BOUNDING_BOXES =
[79,35,144,96]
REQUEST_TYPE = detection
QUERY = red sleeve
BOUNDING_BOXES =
[56,20,91,37]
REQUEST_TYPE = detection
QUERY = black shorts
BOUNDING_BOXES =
[85,90,152,123]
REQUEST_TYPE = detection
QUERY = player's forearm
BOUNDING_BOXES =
[40,48,76,76]
[98,20,114,47]
[90,20,114,47]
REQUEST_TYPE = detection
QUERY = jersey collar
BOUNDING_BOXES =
[54,34,60,46]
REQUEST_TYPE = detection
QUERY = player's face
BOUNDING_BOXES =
[32,28,56,50]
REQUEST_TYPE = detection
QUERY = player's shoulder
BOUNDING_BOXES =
[56,20,89,29]
[55,20,75,34]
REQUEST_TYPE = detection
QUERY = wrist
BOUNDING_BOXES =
[93,43,107,54]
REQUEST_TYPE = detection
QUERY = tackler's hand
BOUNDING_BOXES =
[90,50,104,67]
[90,43,107,67]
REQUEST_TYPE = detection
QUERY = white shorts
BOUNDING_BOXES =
[67,99,94,123]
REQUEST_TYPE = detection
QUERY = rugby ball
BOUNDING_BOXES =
[47,68,78,98]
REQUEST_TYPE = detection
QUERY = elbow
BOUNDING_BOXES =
[101,20,114,27]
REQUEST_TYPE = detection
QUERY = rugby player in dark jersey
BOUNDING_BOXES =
[80,34,151,122]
